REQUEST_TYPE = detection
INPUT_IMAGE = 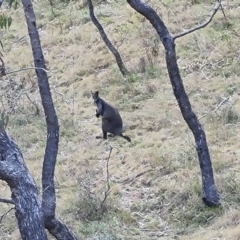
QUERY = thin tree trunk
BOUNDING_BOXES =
[127,0,220,206]
[0,123,47,240]
[88,0,129,76]
[21,0,79,238]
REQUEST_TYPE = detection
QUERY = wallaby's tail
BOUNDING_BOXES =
[122,135,131,142]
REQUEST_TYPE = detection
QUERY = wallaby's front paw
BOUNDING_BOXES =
[96,113,100,118]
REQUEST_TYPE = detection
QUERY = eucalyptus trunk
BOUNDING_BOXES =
[127,0,219,206]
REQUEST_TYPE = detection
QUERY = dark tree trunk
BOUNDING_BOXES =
[0,123,47,240]
[21,0,79,239]
[88,0,129,76]
[127,0,220,206]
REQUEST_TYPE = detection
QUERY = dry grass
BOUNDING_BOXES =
[1,0,240,239]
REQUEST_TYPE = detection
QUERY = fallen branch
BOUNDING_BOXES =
[213,96,231,112]
[120,169,153,184]
[173,1,222,40]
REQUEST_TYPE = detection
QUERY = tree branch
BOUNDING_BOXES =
[218,0,227,21]
[25,93,40,116]
[0,207,14,223]
[173,1,222,40]
[0,197,14,204]
[6,67,49,75]
[87,0,129,76]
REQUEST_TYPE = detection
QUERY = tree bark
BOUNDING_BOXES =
[127,0,220,206]
[0,123,47,240]
[21,0,79,238]
[88,0,129,76]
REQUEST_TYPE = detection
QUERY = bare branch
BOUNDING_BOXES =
[0,207,15,224]
[213,96,231,112]
[127,0,220,206]
[0,197,14,204]
[25,93,40,116]
[6,67,49,75]
[173,1,222,40]
[218,0,227,21]
[99,147,112,210]
[88,0,129,76]
[120,169,153,184]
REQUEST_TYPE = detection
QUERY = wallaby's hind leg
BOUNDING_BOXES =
[103,131,107,139]
[95,131,108,140]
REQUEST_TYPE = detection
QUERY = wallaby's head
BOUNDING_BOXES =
[91,91,100,104]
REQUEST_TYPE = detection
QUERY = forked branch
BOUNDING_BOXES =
[0,208,15,223]
[173,1,223,40]
[127,0,220,206]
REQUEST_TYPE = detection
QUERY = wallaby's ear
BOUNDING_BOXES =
[96,91,99,96]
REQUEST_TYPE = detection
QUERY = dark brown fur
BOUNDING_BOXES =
[91,91,131,142]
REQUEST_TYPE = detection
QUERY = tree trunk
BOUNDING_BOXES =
[88,0,129,76]
[21,0,79,238]
[127,0,220,206]
[0,123,47,240]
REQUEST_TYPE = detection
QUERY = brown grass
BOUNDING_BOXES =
[1,0,240,239]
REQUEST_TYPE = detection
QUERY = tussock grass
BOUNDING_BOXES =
[1,0,240,239]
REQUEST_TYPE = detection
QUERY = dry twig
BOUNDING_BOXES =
[25,93,40,115]
[99,146,112,210]
[0,197,14,204]
[120,169,153,184]
[218,0,227,21]
[199,96,231,120]
[6,67,49,75]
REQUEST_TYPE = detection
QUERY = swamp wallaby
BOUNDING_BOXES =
[91,91,131,142]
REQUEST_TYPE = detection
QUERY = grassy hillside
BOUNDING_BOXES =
[1,0,240,239]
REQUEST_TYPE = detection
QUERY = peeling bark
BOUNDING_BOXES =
[88,0,129,76]
[0,124,47,240]
[127,0,220,206]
